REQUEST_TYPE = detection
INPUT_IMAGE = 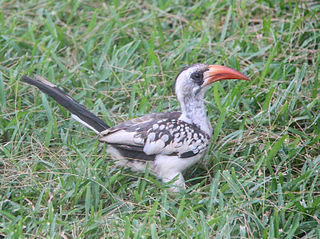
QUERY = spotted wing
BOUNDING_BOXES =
[143,119,211,158]
[99,111,210,161]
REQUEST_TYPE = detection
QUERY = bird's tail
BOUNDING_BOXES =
[21,76,109,133]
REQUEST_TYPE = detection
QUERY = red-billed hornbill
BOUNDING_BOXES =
[22,64,250,191]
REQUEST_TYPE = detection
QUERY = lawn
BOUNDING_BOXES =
[1,0,319,238]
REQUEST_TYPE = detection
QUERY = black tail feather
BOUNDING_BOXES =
[21,75,109,133]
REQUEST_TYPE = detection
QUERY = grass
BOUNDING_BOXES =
[1,0,319,238]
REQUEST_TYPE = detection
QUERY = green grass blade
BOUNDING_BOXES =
[0,72,5,106]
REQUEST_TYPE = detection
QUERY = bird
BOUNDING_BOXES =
[21,63,250,191]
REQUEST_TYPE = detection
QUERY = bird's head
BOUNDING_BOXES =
[174,63,250,101]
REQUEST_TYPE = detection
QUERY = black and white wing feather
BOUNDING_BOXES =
[99,111,211,161]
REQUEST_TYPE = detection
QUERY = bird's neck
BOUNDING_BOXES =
[179,94,213,137]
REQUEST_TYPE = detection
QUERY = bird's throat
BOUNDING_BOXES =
[179,95,213,136]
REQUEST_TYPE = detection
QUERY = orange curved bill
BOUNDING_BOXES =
[203,65,250,86]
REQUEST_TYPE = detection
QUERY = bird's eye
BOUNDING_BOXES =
[191,71,204,86]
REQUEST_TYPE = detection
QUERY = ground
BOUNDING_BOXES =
[0,0,319,238]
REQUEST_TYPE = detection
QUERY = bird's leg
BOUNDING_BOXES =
[161,172,185,192]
